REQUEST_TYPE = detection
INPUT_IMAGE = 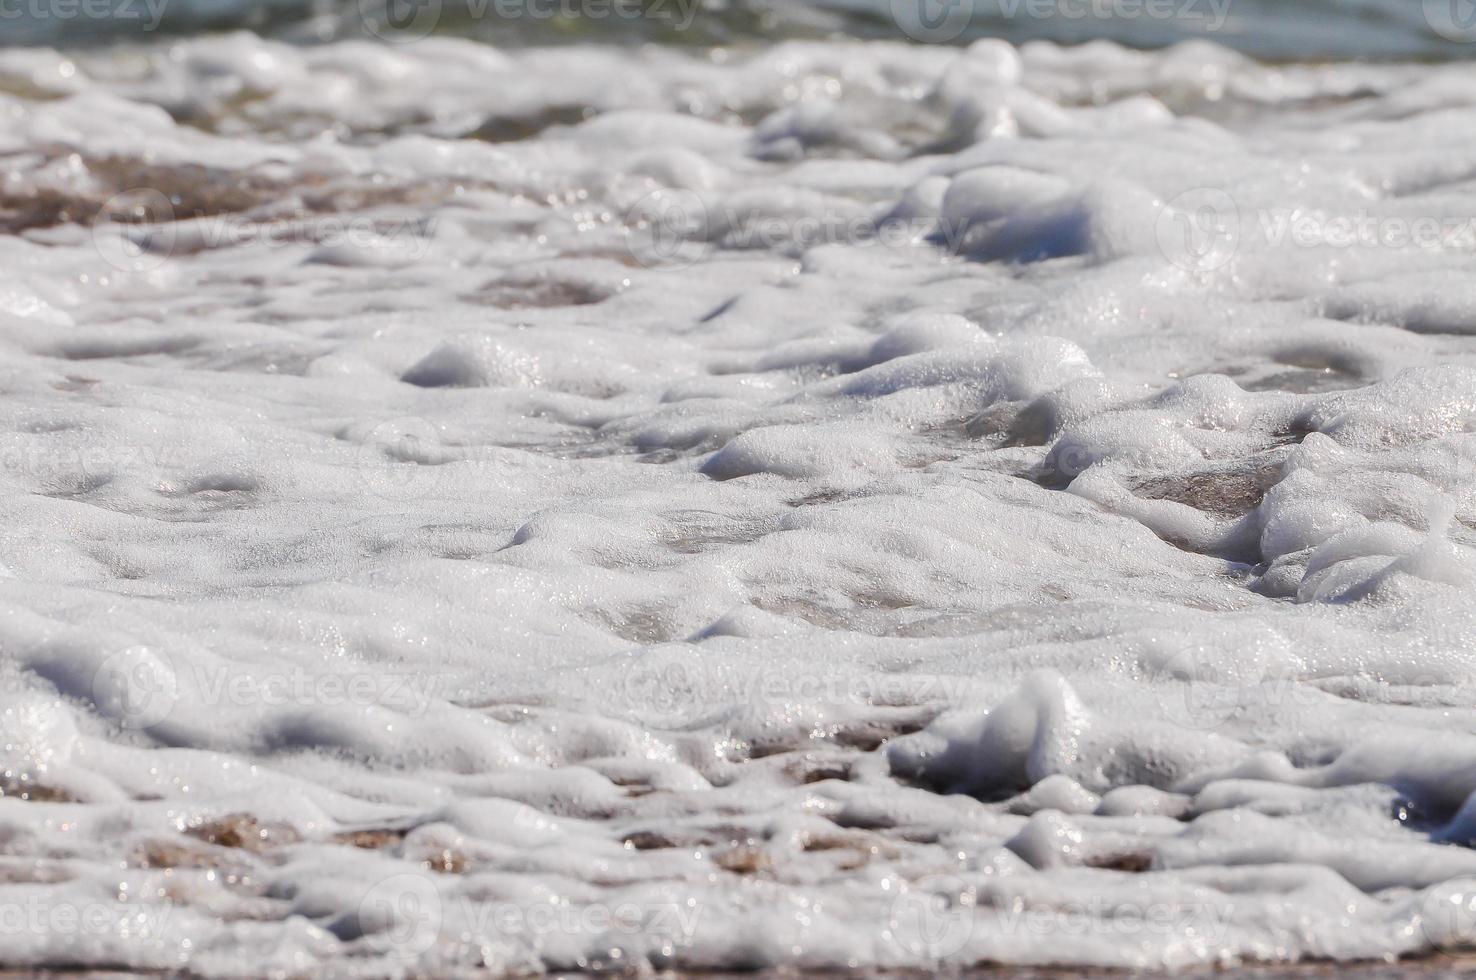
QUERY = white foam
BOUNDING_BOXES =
[1,28,1476,976]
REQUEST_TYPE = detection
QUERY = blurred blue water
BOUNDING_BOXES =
[3,0,1475,61]
[854,0,1476,60]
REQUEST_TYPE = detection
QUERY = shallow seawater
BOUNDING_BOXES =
[8,0,1476,60]
[4,1,1476,978]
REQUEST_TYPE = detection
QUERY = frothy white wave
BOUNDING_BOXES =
[2,28,1476,977]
